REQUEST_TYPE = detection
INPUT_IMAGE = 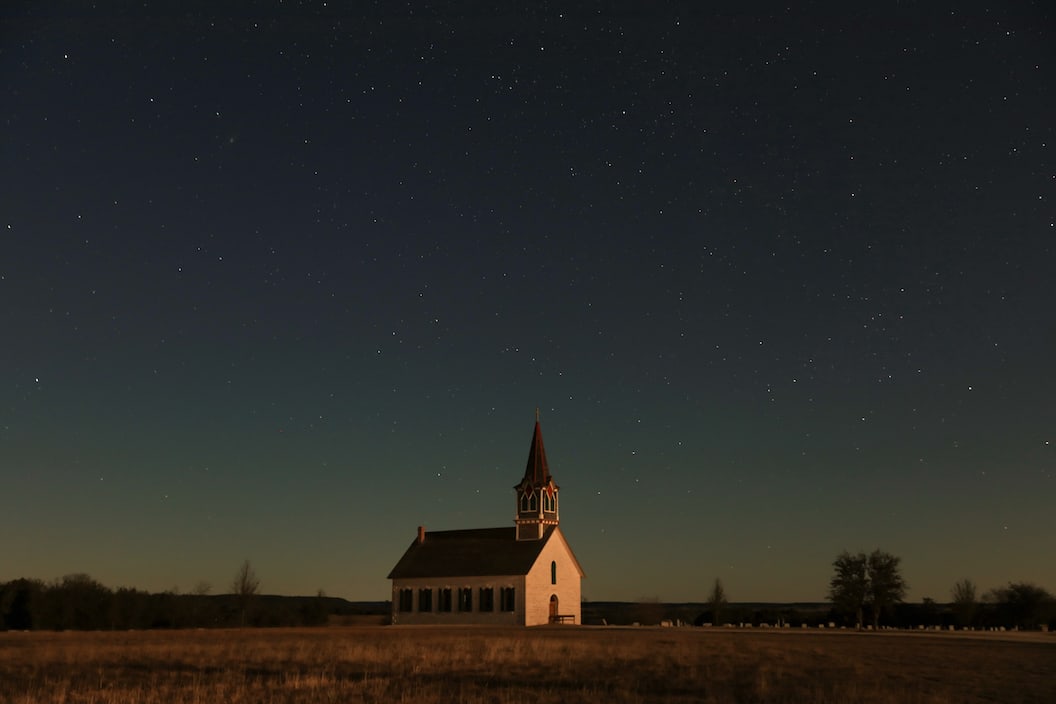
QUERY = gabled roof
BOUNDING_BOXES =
[519,420,552,487]
[387,526,557,579]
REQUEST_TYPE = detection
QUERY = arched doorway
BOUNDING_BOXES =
[549,594,559,622]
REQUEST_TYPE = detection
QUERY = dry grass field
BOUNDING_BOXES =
[0,625,1053,704]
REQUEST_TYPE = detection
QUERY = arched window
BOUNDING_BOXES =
[398,588,414,612]
[551,560,557,585]
[500,586,516,611]
[458,587,473,612]
[479,587,494,612]
[521,490,538,513]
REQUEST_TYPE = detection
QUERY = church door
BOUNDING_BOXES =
[549,594,559,622]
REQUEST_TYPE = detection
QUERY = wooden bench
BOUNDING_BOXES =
[549,614,576,624]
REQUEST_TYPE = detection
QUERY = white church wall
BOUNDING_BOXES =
[523,528,582,626]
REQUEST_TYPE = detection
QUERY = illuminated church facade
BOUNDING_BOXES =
[387,417,584,625]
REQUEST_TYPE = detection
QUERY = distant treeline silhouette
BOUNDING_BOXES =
[588,582,1055,631]
[3,575,1052,631]
[0,575,382,631]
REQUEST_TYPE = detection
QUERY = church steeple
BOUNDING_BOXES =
[514,411,559,541]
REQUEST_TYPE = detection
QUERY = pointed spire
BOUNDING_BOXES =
[522,414,551,486]
[515,413,559,540]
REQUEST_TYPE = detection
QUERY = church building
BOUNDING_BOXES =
[387,417,584,625]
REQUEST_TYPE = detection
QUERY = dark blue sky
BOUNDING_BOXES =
[2,1,1053,601]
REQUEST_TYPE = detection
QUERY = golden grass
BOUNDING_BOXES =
[1,626,1053,704]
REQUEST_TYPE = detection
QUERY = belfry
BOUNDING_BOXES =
[514,412,560,540]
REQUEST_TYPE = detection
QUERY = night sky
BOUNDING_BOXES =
[2,2,1053,603]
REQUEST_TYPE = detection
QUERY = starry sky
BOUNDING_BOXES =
[2,1,1053,603]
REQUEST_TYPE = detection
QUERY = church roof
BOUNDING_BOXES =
[520,419,552,486]
[387,526,557,579]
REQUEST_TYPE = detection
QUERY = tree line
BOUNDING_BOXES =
[6,553,1052,631]
[689,551,1054,631]
[825,549,1054,630]
[0,562,354,631]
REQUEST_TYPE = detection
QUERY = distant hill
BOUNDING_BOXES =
[0,576,393,630]
[256,595,389,616]
[582,601,832,627]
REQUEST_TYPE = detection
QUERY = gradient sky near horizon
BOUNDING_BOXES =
[2,1,1053,603]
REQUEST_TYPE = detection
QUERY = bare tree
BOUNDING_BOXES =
[707,578,728,626]
[951,578,977,627]
[231,560,260,627]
